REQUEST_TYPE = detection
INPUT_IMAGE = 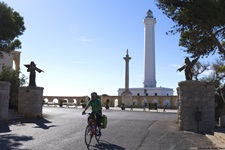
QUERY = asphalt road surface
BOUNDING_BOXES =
[0,107,217,150]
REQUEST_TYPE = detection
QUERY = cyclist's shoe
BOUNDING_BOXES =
[82,111,85,115]
[98,131,102,136]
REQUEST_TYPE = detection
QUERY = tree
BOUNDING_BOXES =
[192,61,210,81]
[199,59,225,120]
[156,0,225,58]
[200,59,225,87]
[0,2,25,57]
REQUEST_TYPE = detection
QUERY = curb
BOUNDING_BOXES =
[206,132,225,149]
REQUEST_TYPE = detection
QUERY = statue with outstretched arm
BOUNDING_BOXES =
[177,57,199,80]
[24,61,44,87]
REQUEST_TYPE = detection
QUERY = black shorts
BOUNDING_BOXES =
[88,112,102,127]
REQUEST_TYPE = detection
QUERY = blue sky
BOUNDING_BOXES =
[2,0,218,96]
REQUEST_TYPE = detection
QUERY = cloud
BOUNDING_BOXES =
[80,36,94,42]
[202,69,213,76]
[176,72,183,76]
[171,64,182,68]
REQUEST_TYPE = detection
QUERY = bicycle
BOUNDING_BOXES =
[83,112,101,146]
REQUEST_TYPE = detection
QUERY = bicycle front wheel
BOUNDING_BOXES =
[95,128,100,143]
[85,125,92,146]
[95,134,100,143]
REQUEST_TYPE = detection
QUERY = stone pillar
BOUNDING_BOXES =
[0,81,11,122]
[18,86,44,118]
[121,91,132,107]
[121,50,132,106]
[177,81,215,133]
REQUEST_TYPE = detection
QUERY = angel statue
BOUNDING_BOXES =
[177,57,199,80]
[24,61,44,87]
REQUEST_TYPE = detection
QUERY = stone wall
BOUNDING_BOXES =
[101,95,177,108]
[177,81,215,133]
[43,96,89,106]
[0,81,11,122]
[18,86,44,117]
[43,95,178,108]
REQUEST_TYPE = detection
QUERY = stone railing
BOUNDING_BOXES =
[43,96,89,106]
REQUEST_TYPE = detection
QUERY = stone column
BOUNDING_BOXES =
[0,81,11,122]
[177,81,215,133]
[121,92,132,107]
[121,50,132,106]
[18,86,44,117]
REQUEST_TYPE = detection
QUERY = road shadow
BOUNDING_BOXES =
[0,123,11,133]
[0,117,56,149]
[214,127,225,133]
[11,117,57,129]
[0,117,57,133]
[92,140,125,150]
[0,133,33,150]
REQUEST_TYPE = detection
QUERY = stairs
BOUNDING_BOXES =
[206,129,225,149]
[8,109,24,120]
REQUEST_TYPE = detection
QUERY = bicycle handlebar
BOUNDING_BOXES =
[82,112,91,115]
[82,112,100,116]
[82,112,91,116]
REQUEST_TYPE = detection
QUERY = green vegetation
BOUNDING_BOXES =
[156,0,225,120]
[156,0,225,58]
[0,65,27,109]
[0,2,25,57]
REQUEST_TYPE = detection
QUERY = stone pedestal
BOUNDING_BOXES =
[121,90,132,107]
[0,81,11,122]
[177,81,215,133]
[18,86,44,118]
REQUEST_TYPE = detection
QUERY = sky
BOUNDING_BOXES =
[2,0,219,97]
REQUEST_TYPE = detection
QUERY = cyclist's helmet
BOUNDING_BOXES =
[91,92,98,97]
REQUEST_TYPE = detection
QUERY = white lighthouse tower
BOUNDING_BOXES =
[118,9,173,97]
[143,9,156,88]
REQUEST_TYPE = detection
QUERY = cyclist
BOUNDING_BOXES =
[82,92,102,136]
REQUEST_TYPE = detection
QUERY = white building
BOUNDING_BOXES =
[118,87,173,96]
[0,51,21,71]
[118,9,174,96]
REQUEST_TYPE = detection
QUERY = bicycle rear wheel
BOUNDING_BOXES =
[85,125,92,146]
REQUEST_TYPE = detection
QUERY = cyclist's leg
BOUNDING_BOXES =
[96,113,102,136]
[88,113,95,124]
[87,116,91,125]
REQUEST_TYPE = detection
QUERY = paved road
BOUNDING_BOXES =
[0,107,218,150]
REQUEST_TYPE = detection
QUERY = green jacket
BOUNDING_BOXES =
[87,99,102,113]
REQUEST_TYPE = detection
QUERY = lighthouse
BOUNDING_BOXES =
[143,9,156,88]
[118,9,173,97]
